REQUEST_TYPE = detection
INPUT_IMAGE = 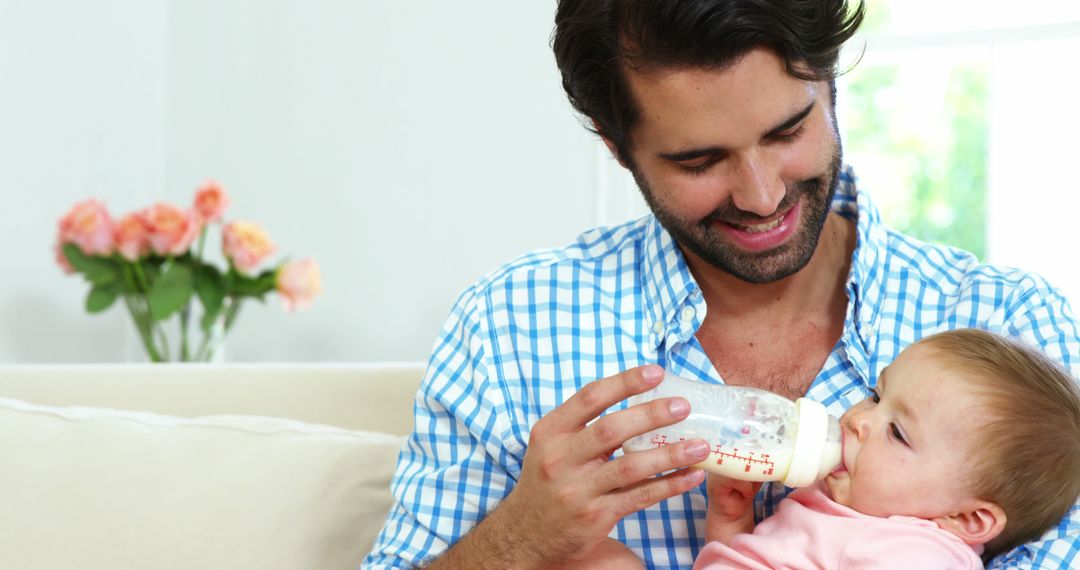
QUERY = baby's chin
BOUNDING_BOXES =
[823,470,851,506]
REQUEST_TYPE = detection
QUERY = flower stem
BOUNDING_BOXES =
[120,263,164,362]
[180,302,191,361]
[224,297,243,332]
[195,226,207,262]
[151,299,171,361]
[123,295,163,362]
[185,232,209,363]
[132,262,150,292]
[195,315,222,361]
[195,297,238,362]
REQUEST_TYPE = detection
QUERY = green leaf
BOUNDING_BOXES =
[193,264,226,315]
[141,259,162,282]
[200,305,222,333]
[147,263,194,321]
[62,244,117,285]
[228,269,275,299]
[85,284,118,313]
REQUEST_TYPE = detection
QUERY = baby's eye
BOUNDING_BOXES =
[867,388,881,404]
[889,423,910,446]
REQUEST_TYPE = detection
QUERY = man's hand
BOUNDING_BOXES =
[428,365,710,569]
[705,474,761,545]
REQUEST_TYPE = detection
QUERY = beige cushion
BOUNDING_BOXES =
[0,397,404,570]
[0,363,426,434]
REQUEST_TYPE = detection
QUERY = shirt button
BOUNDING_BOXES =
[652,321,665,334]
[680,307,696,322]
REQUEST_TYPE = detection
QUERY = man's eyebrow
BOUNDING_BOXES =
[656,100,816,162]
[764,100,815,138]
[658,145,727,162]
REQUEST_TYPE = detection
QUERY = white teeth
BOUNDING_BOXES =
[738,217,783,233]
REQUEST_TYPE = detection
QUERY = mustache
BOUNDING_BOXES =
[700,177,821,226]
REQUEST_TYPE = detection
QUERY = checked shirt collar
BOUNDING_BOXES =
[636,166,886,389]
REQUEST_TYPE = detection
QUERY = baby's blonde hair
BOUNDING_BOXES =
[917,329,1080,557]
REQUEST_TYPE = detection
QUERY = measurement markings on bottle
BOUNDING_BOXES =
[712,446,775,475]
[647,435,775,475]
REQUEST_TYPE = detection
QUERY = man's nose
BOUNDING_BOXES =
[730,150,784,217]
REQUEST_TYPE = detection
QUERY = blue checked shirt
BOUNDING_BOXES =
[365,166,1080,569]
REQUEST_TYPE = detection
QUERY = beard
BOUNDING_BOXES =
[634,151,843,284]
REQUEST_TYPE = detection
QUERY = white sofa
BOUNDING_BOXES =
[0,363,425,570]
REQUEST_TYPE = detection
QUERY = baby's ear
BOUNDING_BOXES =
[933,500,1006,546]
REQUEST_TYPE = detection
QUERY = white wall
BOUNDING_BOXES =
[1,1,640,363]
[3,2,1075,364]
[0,1,167,362]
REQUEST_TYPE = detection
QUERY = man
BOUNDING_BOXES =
[365,1,1080,568]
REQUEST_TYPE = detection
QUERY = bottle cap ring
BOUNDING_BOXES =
[783,398,829,487]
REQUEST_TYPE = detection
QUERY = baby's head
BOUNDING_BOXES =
[824,328,1080,557]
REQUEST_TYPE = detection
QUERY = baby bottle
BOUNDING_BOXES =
[622,373,841,487]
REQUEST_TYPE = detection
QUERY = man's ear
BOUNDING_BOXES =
[932,500,1006,546]
[594,121,629,168]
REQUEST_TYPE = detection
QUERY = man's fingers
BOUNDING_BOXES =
[607,468,706,518]
[572,394,691,465]
[543,365,665,430]
[590,438,710,494]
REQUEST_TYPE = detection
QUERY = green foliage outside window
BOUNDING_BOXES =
[842,1,990,259]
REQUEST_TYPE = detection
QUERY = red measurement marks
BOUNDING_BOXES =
[649,434,684,448]
[652,436,773,477]
[713,446,774,475]
[650,435,774,476]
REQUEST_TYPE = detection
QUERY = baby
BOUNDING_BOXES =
[695,328,1080,569]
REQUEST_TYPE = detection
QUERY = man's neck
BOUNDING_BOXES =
[685,213,856,328]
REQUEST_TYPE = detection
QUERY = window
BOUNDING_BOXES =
[839,0,1080,296]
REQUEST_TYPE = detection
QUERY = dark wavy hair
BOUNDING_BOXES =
[552,0,865,163]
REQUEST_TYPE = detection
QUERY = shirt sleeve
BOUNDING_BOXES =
[987,274,1080,569]
[998,273,1080,376]
[362,286,520,569]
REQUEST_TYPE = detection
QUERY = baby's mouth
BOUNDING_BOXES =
[830,430,850,475]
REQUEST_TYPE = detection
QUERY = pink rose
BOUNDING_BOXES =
[193,179,230,223]
[276,258,322,312]
[57,199,114,256]
[113,213,151,261]
[142,203,201,256]
[222,220,276,274]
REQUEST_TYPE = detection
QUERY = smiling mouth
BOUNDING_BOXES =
[731,215,785,233]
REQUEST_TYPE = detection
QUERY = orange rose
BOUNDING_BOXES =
[142,203,200,256]
[113,213,151,261]
[57,199,114,256]
[193,179,230,223]
[276,259,322,312]
[222,220,276,274]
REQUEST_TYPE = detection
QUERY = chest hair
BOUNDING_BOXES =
[696,325,839,401]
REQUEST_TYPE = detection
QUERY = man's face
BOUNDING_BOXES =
[824,343,989,519]
[619,49,842,283]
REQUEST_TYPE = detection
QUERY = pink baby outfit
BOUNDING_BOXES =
[693,483,984,569]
